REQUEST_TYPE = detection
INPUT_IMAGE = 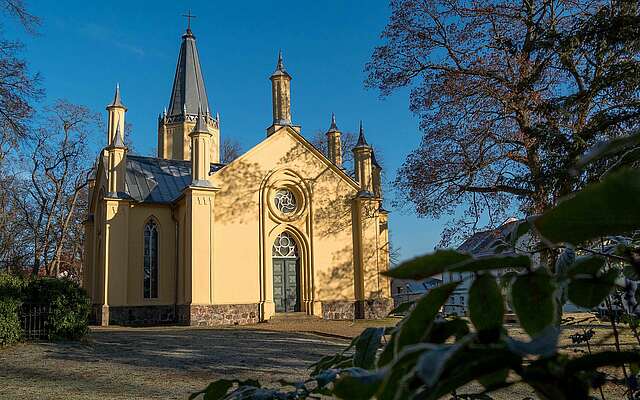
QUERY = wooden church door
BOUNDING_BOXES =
[272,232,300,313]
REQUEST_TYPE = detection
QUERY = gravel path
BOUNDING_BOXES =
[0,326,349,400]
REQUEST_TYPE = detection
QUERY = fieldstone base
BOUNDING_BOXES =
[108,305,176,326]
[90,304,109,326]
[363,298,394,319]
[322,301,356,320]
[177,304,259,326]
[322,298,394,320]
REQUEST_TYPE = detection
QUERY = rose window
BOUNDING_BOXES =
[274,189,297,214]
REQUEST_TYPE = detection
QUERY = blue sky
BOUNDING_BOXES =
[13,0,449,262]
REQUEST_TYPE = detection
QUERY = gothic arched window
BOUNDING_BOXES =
[272,232,298,258]
[143,220,159,299]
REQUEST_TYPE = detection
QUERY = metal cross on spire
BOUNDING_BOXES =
[182,9,196,31]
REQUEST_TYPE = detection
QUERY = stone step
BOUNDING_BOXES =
[269,312,321,321]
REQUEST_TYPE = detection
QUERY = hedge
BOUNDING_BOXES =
[0,273,90,346]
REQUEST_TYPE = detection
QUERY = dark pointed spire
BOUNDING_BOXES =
[371,150,381,169]
[355,120,370,148]
[112,118,125,147]
[327,113,339,133]
[193,104,208,133]
[167,26,210,117]
[270,49,291,79]
[108,83,125,108]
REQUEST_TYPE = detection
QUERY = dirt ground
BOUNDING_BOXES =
[0,315,636,399]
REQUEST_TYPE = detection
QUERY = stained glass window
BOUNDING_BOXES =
[144,220,158,299]
[274,189,297,214]
[272,232,298,258]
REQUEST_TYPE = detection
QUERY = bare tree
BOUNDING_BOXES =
[0,0,42,163]
[221,136,243,164]
[308,130,358,172]
[13,100,97,276]
[366,0,640,244]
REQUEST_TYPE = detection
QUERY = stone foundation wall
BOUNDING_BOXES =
[363,298,394,319]
[177,304,259,326]
[321,301,355,320]
[322,298,394,320]
[108,305,176,326]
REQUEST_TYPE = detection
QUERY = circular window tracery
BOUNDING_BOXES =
[274,189,297,214]
[272,232,298,258]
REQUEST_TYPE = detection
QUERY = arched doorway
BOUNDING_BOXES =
[272,232,300,313]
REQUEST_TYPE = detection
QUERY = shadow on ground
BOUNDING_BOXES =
[0,327,348,400]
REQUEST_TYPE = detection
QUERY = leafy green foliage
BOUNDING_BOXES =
[0,298,22,346]
[192,169,640,398]
[0,274,89,343]
[511,270,557,337]
[535,169,640,244]
[382,249,470,280]
[468,274,504,337]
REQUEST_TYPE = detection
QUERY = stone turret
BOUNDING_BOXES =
[352,121,373,195]
[106,86,127,198]
[106,84,126,147]
[190,105,213,187]
[326,113,342,168]
[267,50,292,136]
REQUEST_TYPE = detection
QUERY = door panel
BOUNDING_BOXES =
[285,259,299,312]
[273,258,299,313]
[273,259,285,312]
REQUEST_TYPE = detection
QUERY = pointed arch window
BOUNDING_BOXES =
[144,220,159,299]
[272,232,298,258]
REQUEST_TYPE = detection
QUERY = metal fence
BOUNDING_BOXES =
[20,303,51,341]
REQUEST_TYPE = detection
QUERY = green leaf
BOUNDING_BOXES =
[566,256,606,277]
[568,269,618,308]
[511,270,557,337]
[576,133,640,168]
[449,254,531,273]
[383,249,471,280]
[376,329,397,368]
[417,342,467,387]
[395,282,459,352]
[469,274,504,334]
[376,344,434,400]
[534,168,640,244]
[189,380,234,400]
[333,368,384,400]
[353,327,384,370]
[425,318,470,344]
[422,347,521,400]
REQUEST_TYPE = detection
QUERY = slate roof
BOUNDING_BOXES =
[167,28,210,117]
[456,218,520,256]
[124,155,224,204]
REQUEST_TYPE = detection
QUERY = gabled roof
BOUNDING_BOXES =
[456,219,521,256]
[125,155,224,204]
[167,28,210,117]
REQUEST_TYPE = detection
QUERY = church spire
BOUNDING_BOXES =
[354,120,370,148]
[167,23,210,118]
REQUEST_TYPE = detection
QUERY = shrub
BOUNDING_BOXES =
[0,274,90,343]
[23,277,90,340]
[0,298,22,347]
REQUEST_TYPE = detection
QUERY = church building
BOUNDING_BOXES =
[83,25,391,326]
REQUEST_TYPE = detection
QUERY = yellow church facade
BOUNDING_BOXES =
[83,26,391,326]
